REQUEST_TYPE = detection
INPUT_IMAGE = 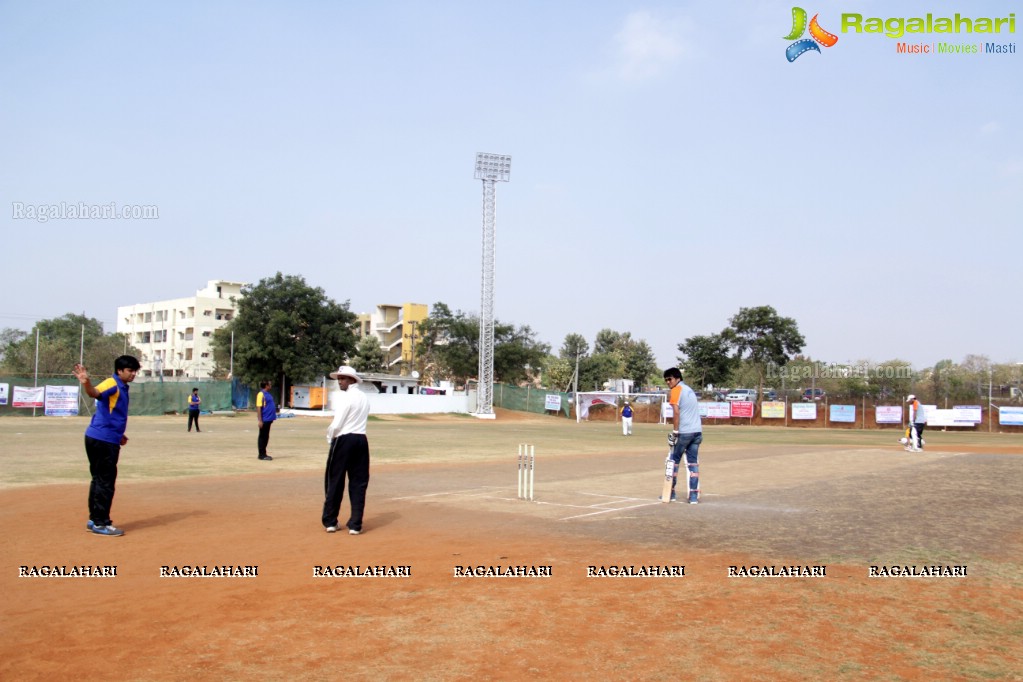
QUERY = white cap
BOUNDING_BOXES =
[905,394,915,403]
[329,365,362,383]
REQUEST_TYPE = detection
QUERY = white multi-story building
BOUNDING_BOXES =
[117,280,246,379]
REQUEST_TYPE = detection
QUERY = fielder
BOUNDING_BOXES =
[663,367,702,504]
[73,355,142,537]
[906,394,926,452]
[620,401,634,436]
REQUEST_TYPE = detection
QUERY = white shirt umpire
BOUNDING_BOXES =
[322,365,371,534]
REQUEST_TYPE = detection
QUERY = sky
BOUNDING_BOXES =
[1,1,1020,371]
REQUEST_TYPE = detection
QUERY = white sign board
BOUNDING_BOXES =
[45,385,80,416]
[875,406,902,424]
[791,402,817,420]
[698,402,730,419]
[999,406,1023,426]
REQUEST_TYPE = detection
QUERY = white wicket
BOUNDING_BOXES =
[517,443,535,501]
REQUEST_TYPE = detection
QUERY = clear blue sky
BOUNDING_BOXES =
[2,1,1019,370]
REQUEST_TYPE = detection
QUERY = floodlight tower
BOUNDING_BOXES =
[473,152,512,419]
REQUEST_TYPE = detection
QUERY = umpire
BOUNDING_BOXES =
[322,365,371,535]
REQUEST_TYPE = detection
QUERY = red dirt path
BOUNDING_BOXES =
[4,453,1021,681]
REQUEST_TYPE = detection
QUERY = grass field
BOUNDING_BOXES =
[2,411,1021,680]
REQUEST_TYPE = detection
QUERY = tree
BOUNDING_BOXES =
[351,335,387,374]
[0,328,28,365]
[213,273,357,389]
[579,352,624,391]
[559,333,589,361]
[493,324,549,385]
[722,305,805,395]
[623,339,658,388]
[541,355,574,391]
[590,328,658,388]
[417,303,549,386]
[0,314,136,377]
[677,333,735,389]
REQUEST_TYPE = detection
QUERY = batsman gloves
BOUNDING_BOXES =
[668,431,679,448]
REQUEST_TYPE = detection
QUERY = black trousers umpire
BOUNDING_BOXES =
[85,436,120,525]
[322,433,370,532]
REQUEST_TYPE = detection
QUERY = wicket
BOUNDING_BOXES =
[517,443,535,501]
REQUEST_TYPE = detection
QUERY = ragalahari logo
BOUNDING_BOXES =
[784,7,838,61]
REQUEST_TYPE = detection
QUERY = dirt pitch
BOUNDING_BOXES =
[2,411,1022,681]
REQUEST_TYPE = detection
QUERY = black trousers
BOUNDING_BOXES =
[257,421,273,457]
[187,410,200,431]
[322,434,370,531]
[85,436,120,525]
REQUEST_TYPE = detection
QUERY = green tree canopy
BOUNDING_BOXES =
[0,314,136,377]
[212,272,357,387]
[721,305,805,392]
[350,334,388,374]
[677,333,736,389]
[417,302,549,386]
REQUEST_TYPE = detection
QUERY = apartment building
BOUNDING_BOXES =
[116,280,246,379]
[356,303,428,371]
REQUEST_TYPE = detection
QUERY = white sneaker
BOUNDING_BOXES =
[348,529,361,535]
[325,526,338,533]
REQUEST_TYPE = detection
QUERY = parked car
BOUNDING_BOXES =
[725,388,757,402]
[762,389,778,401]
[802,388,826,401]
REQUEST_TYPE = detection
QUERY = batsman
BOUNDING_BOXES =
[663,367,702,504]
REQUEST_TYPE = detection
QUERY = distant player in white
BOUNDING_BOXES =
[620,401,634,436]
[906,394,926,452]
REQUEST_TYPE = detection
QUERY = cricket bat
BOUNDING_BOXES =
[661,454,675,503]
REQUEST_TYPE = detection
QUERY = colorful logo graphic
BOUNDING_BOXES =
[784,7,838,61]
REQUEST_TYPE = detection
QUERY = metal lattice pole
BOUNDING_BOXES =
[477,178,497,416]
[473,153,511,419]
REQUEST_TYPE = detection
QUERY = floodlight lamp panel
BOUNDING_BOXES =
[474,152,512,182]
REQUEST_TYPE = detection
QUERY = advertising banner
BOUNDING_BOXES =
[0,382,8,405]
[12,386,45,408]
[577,392,619,420]
[999,406,1023,426]
[761,401,785,419]
[729,401,754,418]
[791,402,817,420]
[44,385,80,417]
[927,406,982,427]
[544,394,562,411]
[698,402,730,419]
[829,405,856,423]
[875,406,902,424]
[952,405,982,424]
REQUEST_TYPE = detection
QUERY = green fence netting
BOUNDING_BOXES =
[0,377,234,417]
[492,383,572,417]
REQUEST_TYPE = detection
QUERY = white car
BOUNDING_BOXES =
[725,389,757,402]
